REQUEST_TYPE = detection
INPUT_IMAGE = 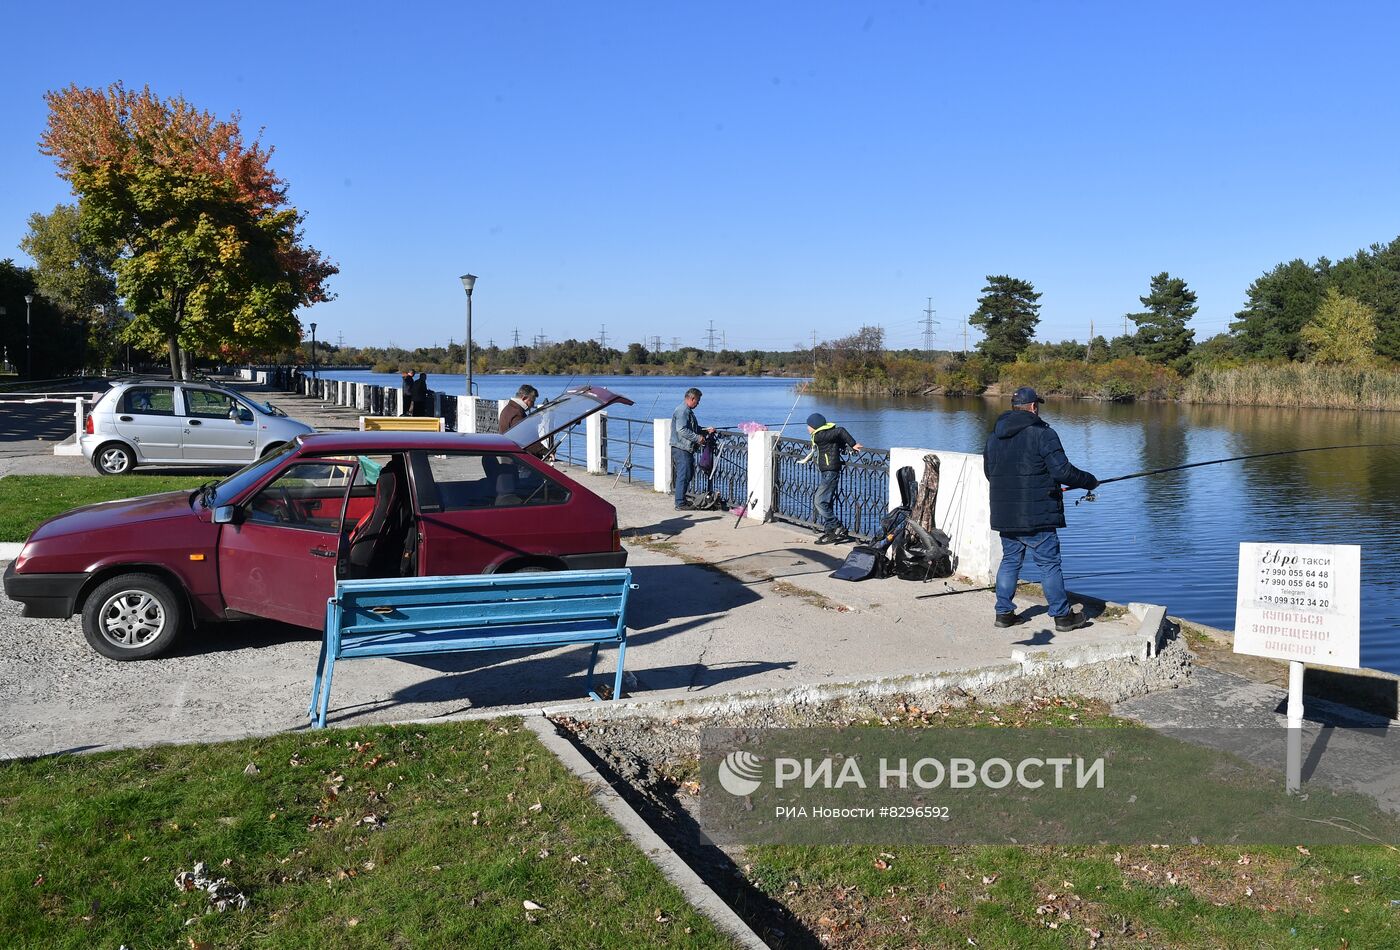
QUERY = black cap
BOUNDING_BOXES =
[1011,386,1044,406]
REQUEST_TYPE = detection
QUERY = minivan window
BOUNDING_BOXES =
[422,453,569,509]
[120,386,175,416]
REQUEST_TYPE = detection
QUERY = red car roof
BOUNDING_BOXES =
[295,431,523,453]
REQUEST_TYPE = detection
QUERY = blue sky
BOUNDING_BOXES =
[2,1,1397,352]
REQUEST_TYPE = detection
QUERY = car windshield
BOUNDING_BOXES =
[193,440,299,507]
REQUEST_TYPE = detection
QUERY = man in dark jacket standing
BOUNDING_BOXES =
[412,372,430,417]
[498,384,547,457]
[670,387,714,510]
[983,387,1098,631]
[806,413,863,544]
[401,370,416,415]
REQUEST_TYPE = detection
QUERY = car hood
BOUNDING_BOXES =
[500,385,634,448]
[27,490,196,543]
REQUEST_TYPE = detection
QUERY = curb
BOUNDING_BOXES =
[0,543,23,560]
[522,717,768,949]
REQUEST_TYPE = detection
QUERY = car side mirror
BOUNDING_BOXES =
[213,505,243,525]
[235,408,254,423]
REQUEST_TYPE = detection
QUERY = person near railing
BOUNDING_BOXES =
[983,386,1099,633]
[412,371,430,417]
[499,384,548,458]
[400,370,416,415]
[806,413,864,544]
[670,387,715,510]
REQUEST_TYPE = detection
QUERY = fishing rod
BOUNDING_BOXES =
[1065,441,1400,504]
[613,392,662,488]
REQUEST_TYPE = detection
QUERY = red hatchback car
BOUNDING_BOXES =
[4,386,631,660]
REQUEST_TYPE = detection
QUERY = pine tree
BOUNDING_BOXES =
[968,275,1041,365]
[1127,272,1197,367]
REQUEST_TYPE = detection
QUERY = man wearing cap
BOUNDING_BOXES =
[983,387,1098,632]
[670,387,715,510]
[807,413,863,544]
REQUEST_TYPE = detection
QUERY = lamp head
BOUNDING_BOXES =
[460,273,478,295]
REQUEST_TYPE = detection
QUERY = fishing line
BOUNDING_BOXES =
[1065,441,1400,504]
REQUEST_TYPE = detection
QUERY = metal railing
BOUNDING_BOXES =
[602,415,654,484]
[693,430,749,506]
[771,436,890,538]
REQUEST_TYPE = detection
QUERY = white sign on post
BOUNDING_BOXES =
[1233,542,1361,669]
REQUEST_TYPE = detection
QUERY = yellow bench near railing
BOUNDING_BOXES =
[358,416,445,432]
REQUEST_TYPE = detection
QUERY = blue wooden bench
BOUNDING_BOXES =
[308,568,635,728]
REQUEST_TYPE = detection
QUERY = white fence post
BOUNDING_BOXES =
[653,418,672,492]
[888,448,1000,585]
[746,430,778,521]
[586,410,606,474]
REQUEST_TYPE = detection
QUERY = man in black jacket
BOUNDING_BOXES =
[807,413,863,544]
[983,387,1098,631]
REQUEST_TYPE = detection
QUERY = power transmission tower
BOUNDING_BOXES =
[337,331,345,347]
[962,316,969,356]
[512,328,521,347]
[670,336,681,351]
[649,335,662,353]
[812,329,818,374]
[921,296,938,360]
[704,320,719,354]
[598,325,608,348]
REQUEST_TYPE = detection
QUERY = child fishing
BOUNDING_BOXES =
[805,413,863,544]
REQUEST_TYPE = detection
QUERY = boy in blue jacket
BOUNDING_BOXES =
[807,413,863,544]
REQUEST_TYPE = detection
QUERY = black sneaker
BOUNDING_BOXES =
[1054,610,1089,632]
[831,528,852,544]
[814,530,837,545]
[994,612,1020,628]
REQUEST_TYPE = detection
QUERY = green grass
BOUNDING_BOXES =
[736,698,1400,948]
[0,720,733,949]
[0,474,208,541]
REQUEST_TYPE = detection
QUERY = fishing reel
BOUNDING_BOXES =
[1075,490,1097,506]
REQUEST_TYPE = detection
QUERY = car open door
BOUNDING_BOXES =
[498,385,633,451]
[218,458,357,629]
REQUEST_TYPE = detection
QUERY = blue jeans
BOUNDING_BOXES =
[814,469,842,531]
[672,446,694,508]
[996,530,1070,617]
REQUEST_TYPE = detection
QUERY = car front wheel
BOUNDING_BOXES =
[82,573,186,660]
[93,443,136,475]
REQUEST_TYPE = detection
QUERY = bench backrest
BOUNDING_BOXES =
[328,569,632,655]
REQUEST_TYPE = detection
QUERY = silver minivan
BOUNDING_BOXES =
[81,381,315,474]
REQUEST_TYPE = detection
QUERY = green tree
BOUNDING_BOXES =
[1300,287,1378,364]
[1326,237,1400,361]
[1230,259,1325,360]
[1127,272,1197,367]
[968,275,1041,364]
[40,83,337,379]
[19,203,124,369]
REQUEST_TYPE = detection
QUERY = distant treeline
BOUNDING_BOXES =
[806,237,1400,410]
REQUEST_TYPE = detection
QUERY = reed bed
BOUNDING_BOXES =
[1185,364,1400,410]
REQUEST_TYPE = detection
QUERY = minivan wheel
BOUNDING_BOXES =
[82,573,186,660]
[93,443,136,475]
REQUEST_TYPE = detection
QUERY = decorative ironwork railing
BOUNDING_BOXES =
[475,399,499,433]
[771,436,890,538]
[693,430,749,507]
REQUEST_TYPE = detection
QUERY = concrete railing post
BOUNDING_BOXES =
[653,418,672,492]
[458,395,476,433]
[888,448,1000,585]
[74,397,85,440]
[746,430,778,521]
[586,410,606,474]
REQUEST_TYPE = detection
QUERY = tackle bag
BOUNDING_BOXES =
[696,432,717,474]
[829,545,892,581]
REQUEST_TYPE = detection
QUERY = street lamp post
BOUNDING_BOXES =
[309,322,318,381]
[24,295,34,379]
[459,274,477,396]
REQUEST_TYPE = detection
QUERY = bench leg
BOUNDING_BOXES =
[612,637,627,702]
[308,636,328,721]
[316,654,337,728]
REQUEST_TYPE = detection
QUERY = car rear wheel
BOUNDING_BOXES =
[93,443,136,475]
[82,573,186,660]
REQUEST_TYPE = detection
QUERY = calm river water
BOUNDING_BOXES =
[324,371,1400,674]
